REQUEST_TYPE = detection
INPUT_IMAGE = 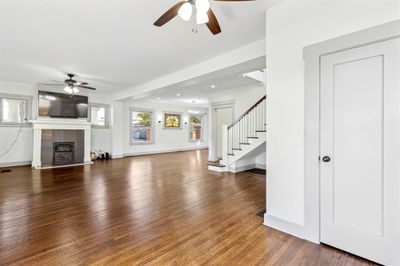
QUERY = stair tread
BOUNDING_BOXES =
[239,143,251,145]
[256,130,266,132]
[247,137,259,139]
[232,148,242,151]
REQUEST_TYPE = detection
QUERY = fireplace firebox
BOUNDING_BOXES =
[53,142,75,166]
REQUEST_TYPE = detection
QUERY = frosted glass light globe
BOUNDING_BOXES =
[64,86,73,94]
[196,0,210,12]
[178,2,193,21]
[196,11,209,24]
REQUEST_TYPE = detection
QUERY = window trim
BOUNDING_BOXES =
[88,102,110,129]
[188,113,204,142]
[129,107,155,145]
[0,93,32,127]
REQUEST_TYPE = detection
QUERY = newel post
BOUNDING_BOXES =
[221,125,228,166]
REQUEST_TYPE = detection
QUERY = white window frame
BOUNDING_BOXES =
[188,113,204,142]
[0,93,32,127]
[130,108,155,145]
[88,103,110,128]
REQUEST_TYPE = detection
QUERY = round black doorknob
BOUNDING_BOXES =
[322,156,331,162]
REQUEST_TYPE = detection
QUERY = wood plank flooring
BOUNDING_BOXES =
[0,150,376,265]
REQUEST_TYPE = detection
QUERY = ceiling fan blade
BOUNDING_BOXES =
[206,9,221,35]
[75,82,88,86]
[78,85,96,91]
[212,0,255,1]
[39,83,64,86]
[50,79,64,83]
[154,1,186,27]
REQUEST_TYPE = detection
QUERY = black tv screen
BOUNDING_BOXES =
[38,91,88,118]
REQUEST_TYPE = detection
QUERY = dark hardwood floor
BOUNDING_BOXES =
[0,150,376,265]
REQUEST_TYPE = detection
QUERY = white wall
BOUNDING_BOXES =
[117,100,208,156]
[208,84,266,161]
[0,80,113,166]
[255,151,266,169]
[0,81,35,166]
[89,93,113,153]
[266,0,400,227]
[209,84,266,119]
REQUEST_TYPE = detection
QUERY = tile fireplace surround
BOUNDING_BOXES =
[30,119,92,169]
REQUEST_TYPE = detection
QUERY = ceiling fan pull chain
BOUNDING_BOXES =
[192,20,198,34]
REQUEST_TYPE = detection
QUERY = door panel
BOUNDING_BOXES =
[320,38,400,265]
[333,55,383,235]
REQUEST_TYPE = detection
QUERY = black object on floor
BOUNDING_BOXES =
[256,209,266,218]
[0,169,12,173]
[246,168,266,176]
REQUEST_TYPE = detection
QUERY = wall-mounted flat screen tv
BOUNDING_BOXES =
[38,91,88,118]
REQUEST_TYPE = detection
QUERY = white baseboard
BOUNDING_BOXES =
[123,146,208,158]
[0,161,31,168]
[264,213,307,240]
[34,161,93,170]
[230,163,256,173]
[208,165,226,172]
[255,163,266,170]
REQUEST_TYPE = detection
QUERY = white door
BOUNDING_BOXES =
[216,107,233,159]
[320,38,400,265]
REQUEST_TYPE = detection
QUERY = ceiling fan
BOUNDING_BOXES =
[154,0,254,35]
[40,73,96,94]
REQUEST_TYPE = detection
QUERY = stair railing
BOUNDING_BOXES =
[226,95,266,157]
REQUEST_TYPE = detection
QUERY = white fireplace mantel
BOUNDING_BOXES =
[30,119,92,169]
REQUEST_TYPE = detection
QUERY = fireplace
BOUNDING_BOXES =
[53,142,75,166]
[30,119,92,169]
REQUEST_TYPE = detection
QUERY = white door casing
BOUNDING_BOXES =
[210,101,235,161]
[216,107,233,159]
[320,38,400,265]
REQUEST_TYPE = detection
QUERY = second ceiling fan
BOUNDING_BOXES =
[154,0,254,35]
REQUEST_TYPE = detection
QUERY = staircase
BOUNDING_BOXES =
[208,95,266,173]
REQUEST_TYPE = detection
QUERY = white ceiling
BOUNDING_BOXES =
[142,71,263,107]
[0,0,283,94]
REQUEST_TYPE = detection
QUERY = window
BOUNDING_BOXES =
[189,114,204,142]
[89,103,109,128]
[130,109,154,144]
[0,95,30,125]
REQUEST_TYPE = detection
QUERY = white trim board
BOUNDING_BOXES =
[122,146,208,158]
[255,163,266,170]
[264,214,314,243]
[229,163,256,173]
[299,20,400,244]
[0,161,32,168]
[37,161,93,170]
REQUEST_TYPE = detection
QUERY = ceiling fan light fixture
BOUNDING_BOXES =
[72,87,79,94]
[178,2,193,21]
[196,11,209,24]
[195,0,210,12]
[64,86,73,94]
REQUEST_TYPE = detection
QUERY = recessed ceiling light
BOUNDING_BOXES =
[156,97,161,100]
[211,85,216,88]
[176,93,181,97]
